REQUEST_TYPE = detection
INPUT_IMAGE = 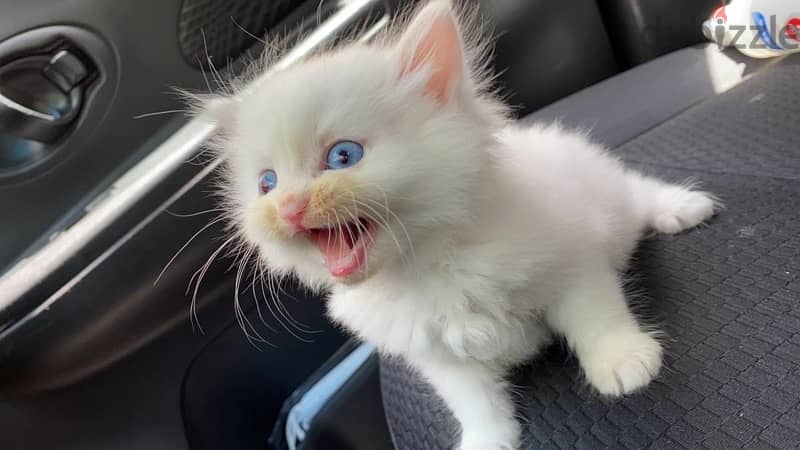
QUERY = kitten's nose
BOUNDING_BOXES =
[279,196,309,231]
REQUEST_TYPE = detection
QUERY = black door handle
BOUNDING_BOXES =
[0,49,93,143]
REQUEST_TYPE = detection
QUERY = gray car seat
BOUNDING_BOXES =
[379,45,800,449]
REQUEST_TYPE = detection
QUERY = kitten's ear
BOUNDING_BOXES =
[396,1,464,104]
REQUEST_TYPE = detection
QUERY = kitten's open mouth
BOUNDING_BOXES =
[308,219,375,278]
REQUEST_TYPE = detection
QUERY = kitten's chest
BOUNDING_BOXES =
[325,268,552,359]
[327,286,443,356]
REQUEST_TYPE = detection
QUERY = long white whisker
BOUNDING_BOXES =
[166,208,226,218]
[230,16,267,45]
[260,265,315,342]
[233,246,255,335]
[188,235,235,334]
[224,240,251,273]
[273,275,321,334]
[252,259,278,334]
[354,199,407,265]
[332,209,346,265]
[324,211,333,258]
[133,109,185,120]
[341,204,366,273]
[350,198,399,253]
[200,28,227,92]
[342,202,373,275]
[265,268,284,327]
[270,276,319,333]
[186,238,237,295]
[348,200,375,248]
[340,207,358,260]
[362,196,416,262]
[234,247,275,348]
[270,276,314,343]
[195,51,214,95]
[156,215,227,286]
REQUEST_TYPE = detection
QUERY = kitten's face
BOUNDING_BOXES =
[216,2,499,288]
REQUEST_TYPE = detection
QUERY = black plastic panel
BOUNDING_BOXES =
[597,0,720,67]
[0,285,343,450]
[0,0,396,387]
[178,0,304,69]
[0,0,212,274]
[182,302,346,450]
[0,118,203,340]
[297,354,395,450]
[478,0,619,116]
[0,167,228,393]
[0,25,115,178]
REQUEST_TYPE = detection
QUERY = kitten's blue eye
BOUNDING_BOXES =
[259,169,277,194]
[326,140,364,170]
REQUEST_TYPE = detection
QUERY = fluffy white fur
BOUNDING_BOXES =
[205,2,718,449]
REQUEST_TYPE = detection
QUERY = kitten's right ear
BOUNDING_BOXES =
[396,0,464,105]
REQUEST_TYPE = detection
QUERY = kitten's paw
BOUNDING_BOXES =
[460,421,520,450]
[581,331,662,397]
[652,188,717,234]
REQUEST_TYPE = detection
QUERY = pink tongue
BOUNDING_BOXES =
[315,228,360,277]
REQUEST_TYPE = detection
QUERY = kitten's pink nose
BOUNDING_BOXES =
[279,196,309,231]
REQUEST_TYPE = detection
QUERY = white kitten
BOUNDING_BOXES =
[203,1,718,449]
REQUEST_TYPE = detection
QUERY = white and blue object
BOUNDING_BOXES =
[702,0,800,58]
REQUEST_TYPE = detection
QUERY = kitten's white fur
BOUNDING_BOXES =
[205,2,718,449]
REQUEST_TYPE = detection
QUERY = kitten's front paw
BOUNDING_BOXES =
[460,421,520,450]
[652,189,717,234]
[581,331,662,397]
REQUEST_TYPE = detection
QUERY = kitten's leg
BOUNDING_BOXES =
[546,265,662,396]
[412,355,520,450]
[627,173,718,235]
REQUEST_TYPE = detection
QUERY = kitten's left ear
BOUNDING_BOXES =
[396,1,465,104]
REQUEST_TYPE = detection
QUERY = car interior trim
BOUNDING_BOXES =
[0,0,388,319]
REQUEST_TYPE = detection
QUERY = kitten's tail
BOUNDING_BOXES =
[626,173,721,235]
